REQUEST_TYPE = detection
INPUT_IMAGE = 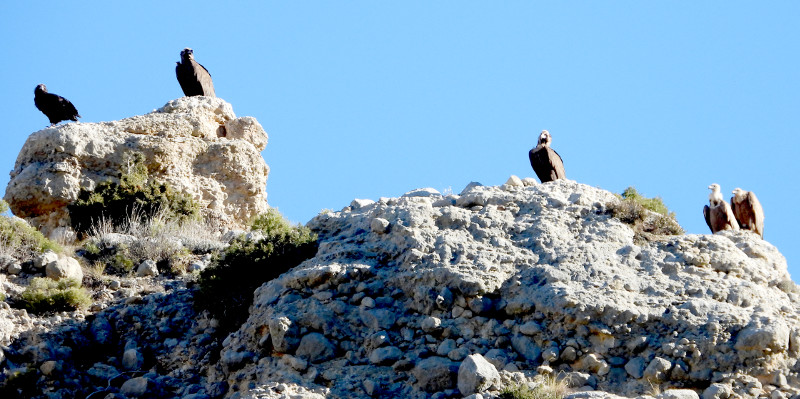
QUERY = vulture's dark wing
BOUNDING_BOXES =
[57,95,80,120]
[176,61,216,97]
[730,196,743,228]
[177,63,202,96]
[747,191,764,237]
[194,61,216,97]
[703,205,712,233]
[529,147,566,183]
[549,148,566,180]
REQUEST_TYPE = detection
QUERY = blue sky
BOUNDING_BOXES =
[2,2,799,280]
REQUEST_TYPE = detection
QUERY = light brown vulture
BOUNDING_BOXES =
[528,130,566,183]
[731,188,764,238]
[703,183,739,234]
[34,84,80,126]
[175,48,216,97]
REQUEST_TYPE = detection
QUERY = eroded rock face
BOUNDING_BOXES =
[214,180,800,398]
[4,97,269,235]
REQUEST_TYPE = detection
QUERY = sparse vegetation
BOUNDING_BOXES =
[0,367,40,398]
[0,200,62,259]
[500,375,567,399]
[609,186,683,237]
[68,151,200,237]
[79,205,220,276]
[196,208,318,331]
[18,278,91,314]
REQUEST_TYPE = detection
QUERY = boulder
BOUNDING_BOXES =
[136,260,159,277]
[457,354,500,395]
[412,356,459,392]
[295,333,336,363]
[45,257,83,282]
[5,97,269,235]
[120,376,149,397]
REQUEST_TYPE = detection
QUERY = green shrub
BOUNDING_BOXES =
[18,278,91,314]
[0,200,62,258]
[196,209,318,331]
[619,187,670,216]
[110,248,136,274]
[250,208,295,236]
[610,187,683,236]
[68,152,200,236]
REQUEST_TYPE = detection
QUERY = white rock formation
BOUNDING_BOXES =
[214,179,800,398]
[135,260,159,277]
[4,97,269,235]
[458,354,501,395]
[44,256,84,282]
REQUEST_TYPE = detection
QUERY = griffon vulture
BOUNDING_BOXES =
[731,188,764,238]
[529,130,566,183]
[34,84,80,126]
[175,48,216,97]
[703,183,739,234]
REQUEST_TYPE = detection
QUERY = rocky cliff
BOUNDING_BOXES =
[4,97,269,235]
[211,180,799,398]
[1,117,798,398]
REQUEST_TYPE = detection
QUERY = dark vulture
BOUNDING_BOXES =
[731,188,764,238]
[175,48,216,97]
[529,130,566,183]
[703,183,739,234]
[34,84,80,126]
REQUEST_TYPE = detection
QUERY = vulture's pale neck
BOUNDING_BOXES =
[709,189,724,207]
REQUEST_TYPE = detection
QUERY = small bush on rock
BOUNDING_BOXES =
[68,152,200,236]
[196,209,318,330]
[17,278,91,314]
[500,375,567,399]
[609,187,683,236]
[0,200,62,260]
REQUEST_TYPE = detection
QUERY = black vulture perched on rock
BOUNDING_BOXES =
[34,84,80,126]
[528,130,566,183]
[175,48,216,97]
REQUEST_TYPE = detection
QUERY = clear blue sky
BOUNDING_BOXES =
[2,2,799,281]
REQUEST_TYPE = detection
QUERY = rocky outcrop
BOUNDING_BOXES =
[214,179,800,398]
[0,179,797,399]
[4,97,269,235]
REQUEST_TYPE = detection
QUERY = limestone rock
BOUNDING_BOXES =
[40,360,60,376]
[5,97,269,235]
[295,333,335,363]
[412,356,459,392]
[45,256,83,282]
[208,180,798,398]
[34,251,59,269]
[369,346,403,365]
[270,316,299,353]
[658,390,700,399]
[136,260,159,277]
[644,357,672,383]
[122,348,144,370]
[120,376,149,397]
[457,354,500,396]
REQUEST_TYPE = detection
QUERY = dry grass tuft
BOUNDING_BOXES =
[500,374,568,399]
[80,205,224,276]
